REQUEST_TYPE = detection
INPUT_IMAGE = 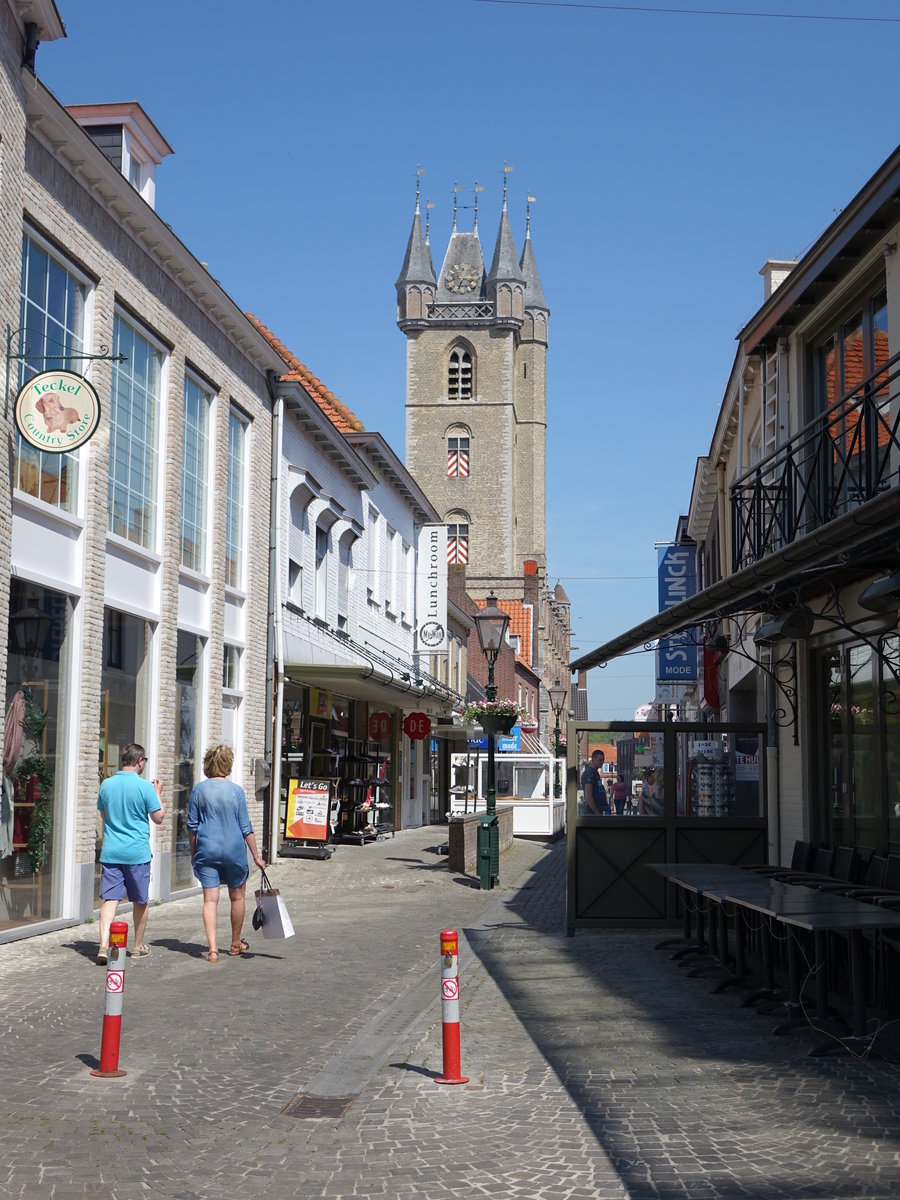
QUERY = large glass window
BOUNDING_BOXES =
[3,581,70,927]
[181,374,212,572]
[225,409,248,589]
[172,630,203,889]
[108,315,163,548]
[96,608,152,901]
[820,637,893,852]
[16,234,88,511]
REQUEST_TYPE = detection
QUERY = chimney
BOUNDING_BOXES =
[759,259,796,301]
[523,559,539,608]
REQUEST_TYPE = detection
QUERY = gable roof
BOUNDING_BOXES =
[246,313,364,434]
[474,596,533,668]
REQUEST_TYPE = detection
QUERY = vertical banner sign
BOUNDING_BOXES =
[656,544,698,682]
[416,524,448,652]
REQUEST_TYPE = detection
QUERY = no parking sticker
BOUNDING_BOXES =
[441,979,459,1001]
[106,971,124,993]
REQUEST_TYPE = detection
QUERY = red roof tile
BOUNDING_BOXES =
[474,597,533,667]
[246,313,364,434]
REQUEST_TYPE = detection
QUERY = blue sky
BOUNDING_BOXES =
[38,1,900,718]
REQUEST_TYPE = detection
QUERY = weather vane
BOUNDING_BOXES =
[503,162,514,207]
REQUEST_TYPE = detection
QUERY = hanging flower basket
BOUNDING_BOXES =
[462,699,527,737]
[480,712,517,736]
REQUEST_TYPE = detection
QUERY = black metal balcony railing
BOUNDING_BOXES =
[731,350,900,571]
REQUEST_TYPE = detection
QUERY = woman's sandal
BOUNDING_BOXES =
[228,938,250,957]
[207,950,219,963]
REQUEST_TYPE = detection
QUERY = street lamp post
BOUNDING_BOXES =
[473,594,510,820]
[548,680,567,799]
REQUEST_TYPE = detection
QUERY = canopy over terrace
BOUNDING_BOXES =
[569,485,900,673]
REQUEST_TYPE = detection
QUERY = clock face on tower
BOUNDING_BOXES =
[445,261,480,294]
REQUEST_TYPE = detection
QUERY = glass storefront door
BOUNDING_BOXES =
[96,608,152,901]
[819,635,895,853]
[172,630,202,888]
[3,581,71,928]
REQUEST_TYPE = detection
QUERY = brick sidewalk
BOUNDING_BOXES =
[1,830,899,1198]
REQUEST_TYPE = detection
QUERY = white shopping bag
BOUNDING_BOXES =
[253,871,295,940]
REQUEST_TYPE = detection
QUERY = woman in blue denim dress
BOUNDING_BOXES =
[187,744,266,962]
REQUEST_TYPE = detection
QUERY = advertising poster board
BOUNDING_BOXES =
[284,778,331,843]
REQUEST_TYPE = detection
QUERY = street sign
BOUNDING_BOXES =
[402,711,432,741]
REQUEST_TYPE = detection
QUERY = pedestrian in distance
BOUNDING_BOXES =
[638,770,664,816]
[187,743,266,963]
[580,748,607,816]
[96,742,164,964]
[612,773,628,816]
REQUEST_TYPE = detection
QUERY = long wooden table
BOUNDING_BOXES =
[647,862,900,1052]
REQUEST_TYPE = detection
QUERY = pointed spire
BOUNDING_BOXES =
[519,196,548,309]
[395,172,436,289]
[487,201,525,287]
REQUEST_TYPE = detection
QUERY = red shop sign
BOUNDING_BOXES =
[402,711,432,741]
[369,711,392,741]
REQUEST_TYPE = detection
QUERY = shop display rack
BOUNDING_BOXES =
[338,741,393,843]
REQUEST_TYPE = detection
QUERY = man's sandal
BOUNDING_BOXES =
[228,939,250,956]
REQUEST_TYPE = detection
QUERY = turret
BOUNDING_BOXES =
[396,197,436,329]
[485,194,525,321]
[519,206,549,346]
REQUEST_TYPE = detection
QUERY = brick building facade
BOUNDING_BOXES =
[1,7,284,935]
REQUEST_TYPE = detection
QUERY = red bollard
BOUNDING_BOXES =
[435,928,468,1085]
[91,920,129,1078]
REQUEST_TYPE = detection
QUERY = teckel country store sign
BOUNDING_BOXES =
[14,370,101,453]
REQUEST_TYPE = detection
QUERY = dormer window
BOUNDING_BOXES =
[448,347,473,400]
[65,102,173,212]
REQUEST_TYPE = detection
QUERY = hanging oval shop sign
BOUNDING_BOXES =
[14,370,101,453]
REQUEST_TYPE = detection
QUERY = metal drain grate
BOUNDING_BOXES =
[281,1093,358,1119]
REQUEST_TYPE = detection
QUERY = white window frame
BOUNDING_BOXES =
[367,505,381,605]
[17,228,94,516]
[385,525,398,616]
[225,407,250,592]
[315,522,329,620]
[181,370,215,574]
[337,531,354,629]
[108,311,167,553]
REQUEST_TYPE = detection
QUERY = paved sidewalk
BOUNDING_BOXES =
[1,829,899,1198]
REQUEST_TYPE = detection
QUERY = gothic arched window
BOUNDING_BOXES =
[447,426,470,478]
[448,347,473,400]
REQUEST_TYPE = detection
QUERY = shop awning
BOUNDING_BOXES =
[282,634,455,715]
[571,486,900,672]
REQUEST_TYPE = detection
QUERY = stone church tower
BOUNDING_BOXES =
[396,189,549,594]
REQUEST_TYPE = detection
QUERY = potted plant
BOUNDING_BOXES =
[461,698,527,737]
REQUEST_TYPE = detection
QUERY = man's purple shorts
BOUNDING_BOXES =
[100,862,151,904]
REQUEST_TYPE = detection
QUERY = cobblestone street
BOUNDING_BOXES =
[1,829,899,1198]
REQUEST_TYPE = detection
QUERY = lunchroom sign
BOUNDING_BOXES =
[14,369,101,453]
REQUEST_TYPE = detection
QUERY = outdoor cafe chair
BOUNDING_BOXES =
[777,844,854,892]
[749,839,813,877]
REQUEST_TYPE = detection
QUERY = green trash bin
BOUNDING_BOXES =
[477,813,499,890]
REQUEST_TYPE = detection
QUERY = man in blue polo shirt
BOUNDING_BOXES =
[96,742,165,963]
